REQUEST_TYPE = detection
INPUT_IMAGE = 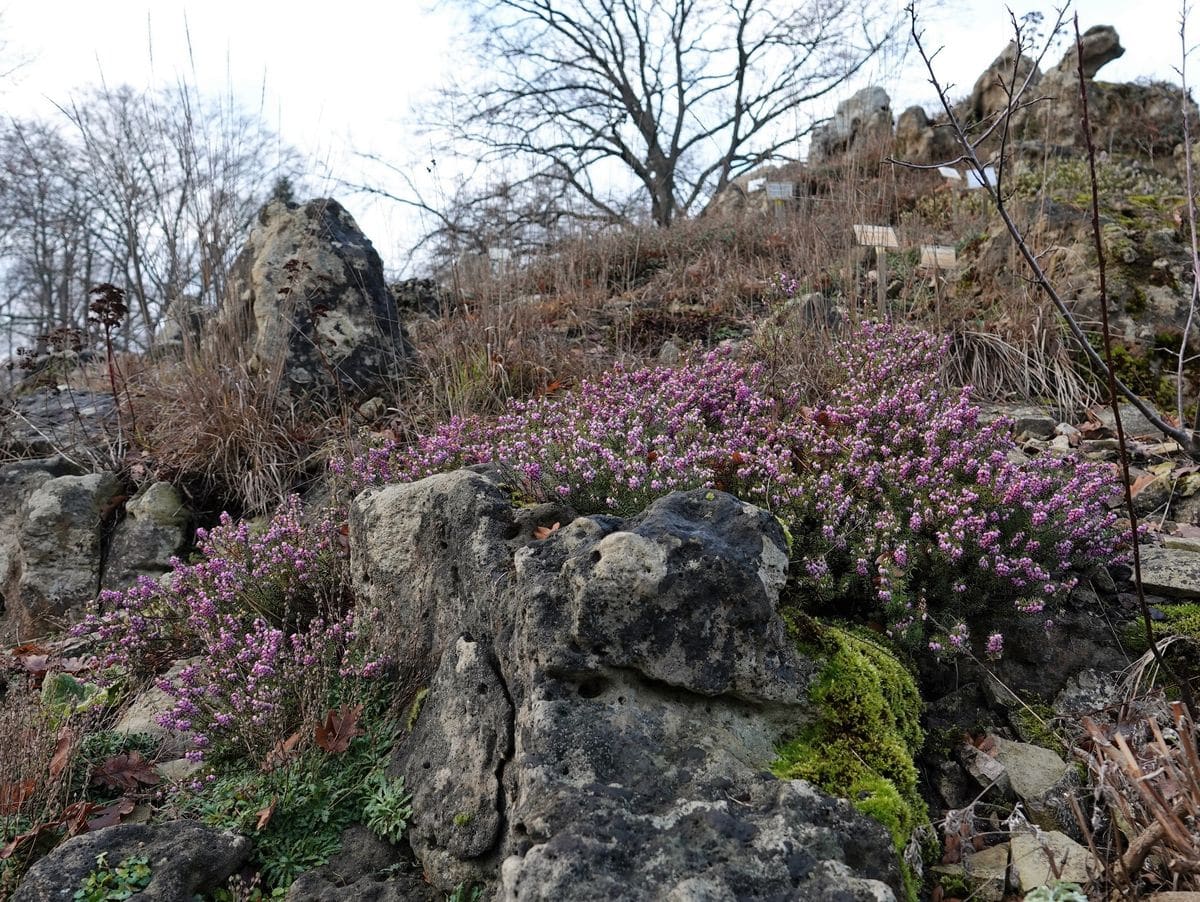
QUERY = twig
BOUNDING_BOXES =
[901,4,1196,454]
[1073,13,1196,719]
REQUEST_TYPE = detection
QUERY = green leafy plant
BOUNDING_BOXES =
[363,771,413,844]
[178,715,396,890]
[73,852,151,901]
[446,883,484,902]
[1023,882,1087,902]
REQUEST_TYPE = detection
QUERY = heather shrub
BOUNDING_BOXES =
[342,323,1121,658]
[73,497,380,761]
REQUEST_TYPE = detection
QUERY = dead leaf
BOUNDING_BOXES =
[1130,474,1160,498]
[264,731,303,771]
[90,751,160,792]
[255,796,278,831]
[315,704,363,754]
[86,797,135,831]
[0,780,35,815]
[532,522,561,541]
[49,731,74,779]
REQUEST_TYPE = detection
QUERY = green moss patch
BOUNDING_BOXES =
[773,619,929,900]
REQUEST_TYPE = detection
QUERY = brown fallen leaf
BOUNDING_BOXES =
[1130,473,1160,498]
[315,704,363,754]
[49,731,74,779]
[264,730,303,771]
[90,751,160,792]
[0,779,35,815]
[532,522,561,540]
[256,795,278,831]
[86,797,135,831]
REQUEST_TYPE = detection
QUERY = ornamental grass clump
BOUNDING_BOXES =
[342,323,1122,658]
[73,497,380,761]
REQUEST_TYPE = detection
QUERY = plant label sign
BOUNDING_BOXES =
[920,245,957,269]
[965,166,996,189]
[852,225,899,249]
[765,181,793,201]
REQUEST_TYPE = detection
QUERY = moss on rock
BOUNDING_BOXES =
[773,618,929,900]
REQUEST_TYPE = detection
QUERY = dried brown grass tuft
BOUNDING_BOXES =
[1074,686,1200,897]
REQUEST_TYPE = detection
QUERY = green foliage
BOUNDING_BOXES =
[363,771,413,844]
[773,621,928,902]
[40,673,108,726]
[73,853,151,901]
[1023,881,1088,902]
[179,718,397,891]
[446,883,485,902]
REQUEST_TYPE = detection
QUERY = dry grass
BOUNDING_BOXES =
[1073,686,1200,897]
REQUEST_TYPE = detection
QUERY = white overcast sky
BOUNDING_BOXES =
[0,0,1186,274]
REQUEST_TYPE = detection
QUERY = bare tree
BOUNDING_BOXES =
[432,0,899,227]
[0,83,303,357]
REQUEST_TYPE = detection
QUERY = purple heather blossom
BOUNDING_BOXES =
[333,322,1121,661]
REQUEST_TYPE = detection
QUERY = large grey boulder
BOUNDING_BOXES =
[101,482,190,591]
[0,389,118,459]
[13,821,250,901]
[0,458,78,620]
[352,471,903,899]
[2,470,122,637]
[219,198,412,400]
[810,86,893,160]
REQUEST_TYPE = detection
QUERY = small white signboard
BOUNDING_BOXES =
[965,166,997,189]
[920,245,958,269]
[938,166,962,181]
[852,224,900,249]
[765,181,794,201]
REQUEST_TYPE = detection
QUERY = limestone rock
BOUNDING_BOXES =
[111,658,198,758]
[0,457,77,620]
[219,198,412,400]
[3,471,122,636]
[990,738,1077,832]
[1060,25,1124,79]
[811,87,893,160]
[1009,831,1097,892]
[102,482,190,591]
[963,843,1009,902]
[961,42,1041,127]
[893,105,960,165]
[286,825,437,902]
[352,471,902,899]
[12,821,250,901]
[1139,545,1200,598]
[397,636,512,887]
[0,389,118,458]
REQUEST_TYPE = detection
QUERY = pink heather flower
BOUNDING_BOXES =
[328,323,1121,662]
[985,633,1004,659]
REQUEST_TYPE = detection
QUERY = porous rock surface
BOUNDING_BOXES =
[0,467,122,637]
[351,469,903,900]
[218,198,411,399]
[12,820,250,902]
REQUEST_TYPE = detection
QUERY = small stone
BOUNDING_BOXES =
[357,396,386,421]
[1010,831,1097,891]
[1049,435,1072,452]
[156,758,203,783]
[963,843,1009,902]
[658,340,682,364]
[1139,546,1200,598]
[990,738,1072,831]
[1012,410,1057,441]
[961,744,1012,797]
[1164,536,1200,554]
